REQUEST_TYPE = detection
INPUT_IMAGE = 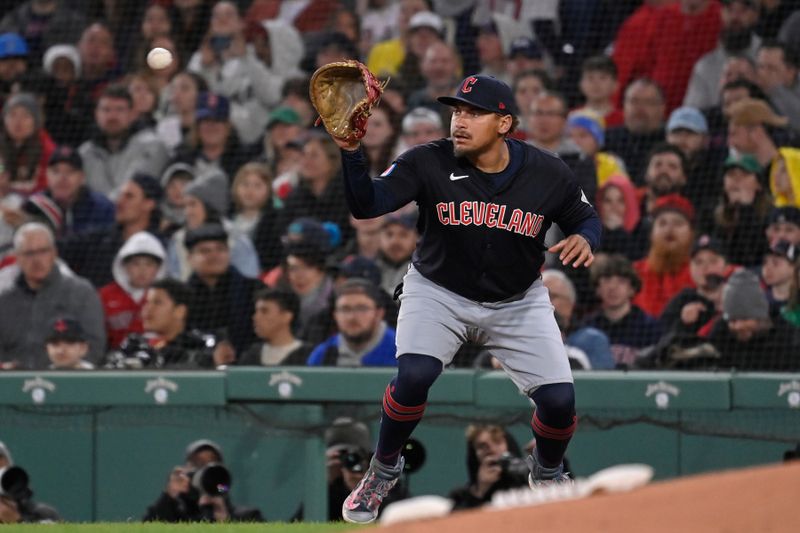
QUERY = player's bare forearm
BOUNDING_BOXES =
[548,234,595,268]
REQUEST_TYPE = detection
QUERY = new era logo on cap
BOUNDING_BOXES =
[438,75,519,116]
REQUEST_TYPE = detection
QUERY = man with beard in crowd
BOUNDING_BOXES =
[307,279,397,367]
[634,194,696,318]
[79,84,169,196]
[684,0,762,110]
[641,143,690,217]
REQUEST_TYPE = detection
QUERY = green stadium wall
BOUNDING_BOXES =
[1,369,799,522]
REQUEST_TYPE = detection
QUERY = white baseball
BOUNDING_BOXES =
[147,47,173,70]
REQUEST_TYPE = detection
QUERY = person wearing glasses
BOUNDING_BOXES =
[306,279,397,367]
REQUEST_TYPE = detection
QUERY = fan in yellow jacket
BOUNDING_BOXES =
[770,147,800,208]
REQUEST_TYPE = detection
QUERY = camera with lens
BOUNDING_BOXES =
[493,452,529,485]
[0,466,31,504]
[190,463,232,497]
[191,331,219,369]
[104,334,157,369]
[338,447,367,473]
[705,273,726,291]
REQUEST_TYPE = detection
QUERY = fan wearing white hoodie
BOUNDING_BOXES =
[99,232,167,350]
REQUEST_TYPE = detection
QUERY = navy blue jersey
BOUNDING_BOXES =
[341,138,601,302]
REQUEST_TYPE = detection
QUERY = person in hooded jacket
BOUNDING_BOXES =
[595,175,649,261]
[99,231,167,350]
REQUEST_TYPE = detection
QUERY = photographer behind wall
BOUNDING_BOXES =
[143,439,263,523]
[293,417,408,521]
[0,441,61,524]
[448,424,529,510]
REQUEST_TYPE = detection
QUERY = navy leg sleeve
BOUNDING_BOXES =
[375,353,443,465]
[528,382,577,468]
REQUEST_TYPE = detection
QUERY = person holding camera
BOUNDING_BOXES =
[107,278,227,369]
[144,439,263,523]
[0,460,61,524]
[448,424,529,510]
[292,417,408,521]
[660,235,733,337]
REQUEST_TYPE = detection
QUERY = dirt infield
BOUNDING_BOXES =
[373,462,800,533]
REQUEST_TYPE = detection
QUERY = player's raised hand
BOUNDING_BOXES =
[548,234,594,268]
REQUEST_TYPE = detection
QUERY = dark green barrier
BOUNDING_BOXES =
[1,369,799,523]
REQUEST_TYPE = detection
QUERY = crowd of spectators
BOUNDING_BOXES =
[1,0,800,373]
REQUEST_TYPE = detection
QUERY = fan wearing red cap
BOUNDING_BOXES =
[633,193,696,318]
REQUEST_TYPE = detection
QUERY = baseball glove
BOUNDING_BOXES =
[309,60,386,143]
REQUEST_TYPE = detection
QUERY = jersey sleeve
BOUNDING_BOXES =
[341,146,423,218]
[553,162,602,251]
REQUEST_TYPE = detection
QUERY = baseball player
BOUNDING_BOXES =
[331,75,601,524]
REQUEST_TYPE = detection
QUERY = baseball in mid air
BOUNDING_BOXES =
[147,47,173,70]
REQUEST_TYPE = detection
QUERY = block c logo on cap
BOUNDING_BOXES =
[461,76,478,93]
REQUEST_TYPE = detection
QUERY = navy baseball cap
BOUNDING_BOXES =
[766,240,798,262]
[383,212,417,230]
[336,255,382,287]
[48,145,82,169]
[768,206,800,227]
[691,234,725,258]
[196,92,230,122]
[438,75,518,116]
[45,317,86,343]
[509,37,544,60]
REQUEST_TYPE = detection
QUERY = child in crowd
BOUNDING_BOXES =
[159,163,196,232]
[567,110,628,186]
[46,317,94,370]
[231,162,273,238]
[99,232,166,349]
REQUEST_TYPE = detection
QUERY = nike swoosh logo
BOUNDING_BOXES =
[449,173,469,181]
